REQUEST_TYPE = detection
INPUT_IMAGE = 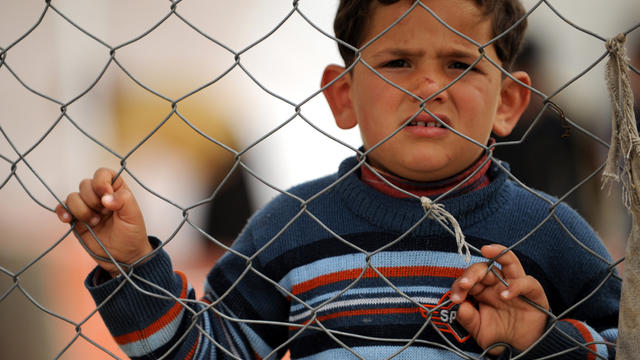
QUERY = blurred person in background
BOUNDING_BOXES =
[493,38,602,226]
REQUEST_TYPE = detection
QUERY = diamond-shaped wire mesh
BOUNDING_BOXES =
[0,0,638,359]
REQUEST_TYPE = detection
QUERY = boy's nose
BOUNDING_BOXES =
[413,77,448,104]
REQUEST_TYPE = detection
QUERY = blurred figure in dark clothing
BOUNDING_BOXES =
[204,168,253,248]
[493,39,601,224]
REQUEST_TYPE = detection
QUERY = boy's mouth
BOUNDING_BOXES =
[408,121,444,128]
[406,113,449,128]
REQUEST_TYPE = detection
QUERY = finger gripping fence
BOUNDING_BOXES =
[0,1,637,359]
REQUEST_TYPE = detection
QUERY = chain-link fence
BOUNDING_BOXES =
[1,0,639,359]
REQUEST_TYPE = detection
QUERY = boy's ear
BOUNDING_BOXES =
[492,71,532,137]
[321,64,358,129]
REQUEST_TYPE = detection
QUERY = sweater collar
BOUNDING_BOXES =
[334,156,511,236]
[359,153,492,200]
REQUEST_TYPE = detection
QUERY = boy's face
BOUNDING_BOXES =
[324,0,529,182]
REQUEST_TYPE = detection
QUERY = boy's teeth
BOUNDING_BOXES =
[410,121,443,127]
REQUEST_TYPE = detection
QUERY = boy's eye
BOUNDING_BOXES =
[450,61,473,70]
[382,59,410,68]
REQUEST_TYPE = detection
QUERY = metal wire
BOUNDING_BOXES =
[0,0,636,359]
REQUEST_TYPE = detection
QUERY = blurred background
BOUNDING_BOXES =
[0,0,638,358]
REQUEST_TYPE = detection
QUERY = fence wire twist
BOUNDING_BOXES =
[1,0,638,359]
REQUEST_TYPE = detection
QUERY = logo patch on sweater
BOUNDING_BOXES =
[420,291,472,343]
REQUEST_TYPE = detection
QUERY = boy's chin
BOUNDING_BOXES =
[400,152,487,182]
[388,167,458,182]
[367,148,480,182]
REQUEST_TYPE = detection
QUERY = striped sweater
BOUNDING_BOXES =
[86,156,620,359]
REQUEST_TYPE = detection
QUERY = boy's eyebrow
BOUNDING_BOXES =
[371,47,481,60]
[371,48,425,59]
[443,48,481,59]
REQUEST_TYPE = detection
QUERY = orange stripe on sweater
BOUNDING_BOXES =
[114,271,189,345]
[184,335,199,360]
[561,319,597,360]
[292,266,464,295]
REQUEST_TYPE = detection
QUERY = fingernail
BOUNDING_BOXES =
[90,216,100,226]
[459,277,470,285]
[450,293,461,303]
[102,194,114,205]
[501,290,510,298]
[61,212,71,221]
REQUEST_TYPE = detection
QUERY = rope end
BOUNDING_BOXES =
[420,196,470,263]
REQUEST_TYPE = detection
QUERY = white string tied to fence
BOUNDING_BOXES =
[603,32,640,360]
[420,196,470,263]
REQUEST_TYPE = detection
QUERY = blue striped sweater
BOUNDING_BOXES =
[86,157,620,359]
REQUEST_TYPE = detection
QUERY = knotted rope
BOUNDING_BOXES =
[421,196,470,263]
[603,33,640,206]
[603,33,639,360]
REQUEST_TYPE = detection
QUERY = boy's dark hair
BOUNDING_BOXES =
[334,0,528,71]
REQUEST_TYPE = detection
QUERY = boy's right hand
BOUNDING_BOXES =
[55,168,151,278]
[450,245,549,355]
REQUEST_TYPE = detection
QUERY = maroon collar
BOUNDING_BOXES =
[360,152,492,199]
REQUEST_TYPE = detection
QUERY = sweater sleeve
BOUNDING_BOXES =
[85,239,202,359]
[497,317,617,360]
[85,235,289,360]
[517,257,620,358]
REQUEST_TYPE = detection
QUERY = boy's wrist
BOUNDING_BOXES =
[99,236,159,280]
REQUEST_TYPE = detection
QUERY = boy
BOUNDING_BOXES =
[56,0,620,358]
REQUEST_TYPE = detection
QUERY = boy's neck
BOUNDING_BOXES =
[359,151,493,200]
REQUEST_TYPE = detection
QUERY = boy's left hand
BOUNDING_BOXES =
[450,244,549,355]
